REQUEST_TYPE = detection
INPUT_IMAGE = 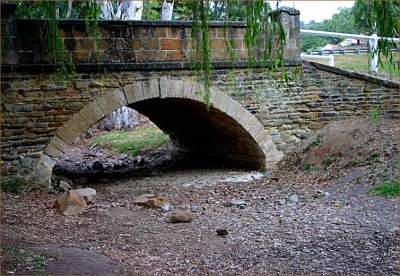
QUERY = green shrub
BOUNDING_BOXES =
[370,181,400,197]
[1,177,25,194]
[303,162,313,171]
[322,156,339,168]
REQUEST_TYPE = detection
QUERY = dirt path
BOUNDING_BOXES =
[1,118,399,275]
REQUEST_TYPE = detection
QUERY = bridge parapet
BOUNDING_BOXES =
[1,4,300,71]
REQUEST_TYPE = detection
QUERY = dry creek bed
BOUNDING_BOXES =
[1,118,399,275]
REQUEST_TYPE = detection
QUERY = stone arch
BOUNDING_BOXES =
[36,77,283,183]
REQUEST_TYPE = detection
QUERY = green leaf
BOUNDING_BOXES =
[279,23,286,43]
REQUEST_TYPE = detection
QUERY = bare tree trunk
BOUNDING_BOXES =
[95,0,144,131]
[66,0,73,18]
[118,1,143,20]
[161,1,174,20]
[98,0,116,19]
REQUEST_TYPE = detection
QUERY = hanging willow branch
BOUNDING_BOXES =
[353,0,400,71]
[42,1,75,80]
[190,0,213,109]
[190,0,293,108]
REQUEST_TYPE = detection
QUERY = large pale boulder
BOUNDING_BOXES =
[167,210,192,223]
[74,188,97,204]
[133,194,169,209]
[54,190,87,216]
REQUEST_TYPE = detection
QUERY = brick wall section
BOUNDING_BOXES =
[1,3,18,64]
[2,5,300,67]
[1,64,398,178]
[13,19,291,65]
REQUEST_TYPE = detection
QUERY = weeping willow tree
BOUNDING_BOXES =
[353,0,400,70]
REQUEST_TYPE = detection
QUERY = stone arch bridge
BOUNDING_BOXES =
[1,4,399,185]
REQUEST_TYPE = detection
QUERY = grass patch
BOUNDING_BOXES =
[1,177,25,194]
[4,245,52,274]
[322,156,339,169]
[303,162,314,171]
[303,52,400,81]
[370,181,400,197]
[91,125,169,157]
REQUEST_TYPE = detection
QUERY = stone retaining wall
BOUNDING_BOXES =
[215,62,399,152]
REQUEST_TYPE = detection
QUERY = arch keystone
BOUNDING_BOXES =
[141,79,160,99]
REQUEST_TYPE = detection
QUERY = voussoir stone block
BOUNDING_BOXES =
[237,111,253,127]
[212,91,226,110]
[141,79,159,99]
[189,83,204,102]
[96,96,113,115]
[72,112,91,132]
[63,120,81,141]
[243,115,258,131]
[44,143,63,157]
[56,126,75,145]
[50,135,69,153]
[106,89,126,111]
[123,82,143,103]
[87,100,105,121]
[159,77,169,98]
[220,96,235,113]
[249,122,264,138]
[183,82,193,98]
[254,129,267,144]
[226,100,239,117]
[168,80,184,98]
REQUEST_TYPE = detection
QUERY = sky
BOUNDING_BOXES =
[276,1,355,24]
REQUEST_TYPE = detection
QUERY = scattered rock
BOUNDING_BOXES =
[92,161,104,171]
[112,163,122,170]
[206,197,215,204]
[161,203,172,212]
[74,188,96,204]
[191,205,201,212]
[119,153,128,159]
[289,194,299,203]
[84,129,94,139]
[389,227,399,234]
[54,190,87,216]
[226,199,247,208]
[133,156,147,167]
[269,176,279,182]
[216,228,228,237]
[277,199,286,205]
[313,190,330,198]
[167,210,193,223]
[74,177,88,185]
[59,181,71,191]
[133,194,169,209]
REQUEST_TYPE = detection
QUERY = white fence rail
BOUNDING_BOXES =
[300,29,400,72]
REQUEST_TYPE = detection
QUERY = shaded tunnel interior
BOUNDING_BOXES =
[130,98,266,169]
